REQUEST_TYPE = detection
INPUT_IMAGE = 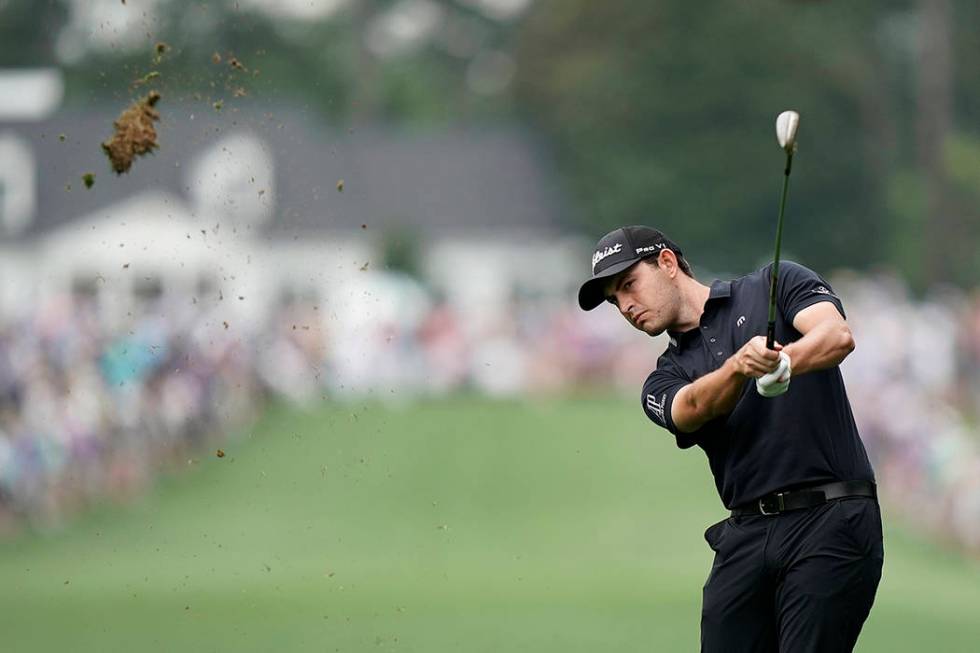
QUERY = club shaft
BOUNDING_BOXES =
[766,151,794,350]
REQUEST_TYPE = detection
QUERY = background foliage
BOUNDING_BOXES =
[4,0,978,288]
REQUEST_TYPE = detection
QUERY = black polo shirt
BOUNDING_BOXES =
[641,261,875,509]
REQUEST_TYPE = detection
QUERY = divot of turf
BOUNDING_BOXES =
[101,91,161,174]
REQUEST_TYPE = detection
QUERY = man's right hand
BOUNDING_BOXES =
[671,335,783,433]
[731,336,782,378]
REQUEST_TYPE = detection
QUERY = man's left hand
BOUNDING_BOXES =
[756,351,792,397]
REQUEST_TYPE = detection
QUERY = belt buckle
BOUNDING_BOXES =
[758,492,786,516]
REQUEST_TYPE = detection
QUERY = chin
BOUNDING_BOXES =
[642,323,665,337]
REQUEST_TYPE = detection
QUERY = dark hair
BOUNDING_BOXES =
[644,250,693,278]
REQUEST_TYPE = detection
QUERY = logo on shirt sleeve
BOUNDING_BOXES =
[811,285,836,297]
[646,392,667,423]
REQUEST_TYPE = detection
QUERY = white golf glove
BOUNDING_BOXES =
[756,351,792,398]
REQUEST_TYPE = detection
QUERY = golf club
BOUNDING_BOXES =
[766,110,800,350]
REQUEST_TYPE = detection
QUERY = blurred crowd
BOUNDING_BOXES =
[0,295,262,535]
[1,270,979,552]
[838,273,980,552]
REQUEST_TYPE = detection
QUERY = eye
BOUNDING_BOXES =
[624,280,634,290]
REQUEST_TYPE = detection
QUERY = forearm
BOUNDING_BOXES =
[673,358,747,433]
[782,320,855,375]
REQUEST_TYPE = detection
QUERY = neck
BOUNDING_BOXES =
[672,277,712,333]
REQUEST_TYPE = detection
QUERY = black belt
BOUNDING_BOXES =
[731,480,877,517]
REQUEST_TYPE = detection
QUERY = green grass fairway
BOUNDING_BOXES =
[2,397,979,651]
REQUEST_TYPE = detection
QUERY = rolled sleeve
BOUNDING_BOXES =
[775,261,846,322]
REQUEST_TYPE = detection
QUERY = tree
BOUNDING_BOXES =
[513,1,965,283]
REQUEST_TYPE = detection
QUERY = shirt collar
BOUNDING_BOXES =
[667,328,698,350]
[708,279,732,301]
[666,280,731,350]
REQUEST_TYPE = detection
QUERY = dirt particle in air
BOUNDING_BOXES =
[132,71,160,87]
[213,99,223,111]
[58,133,66,142]
[101,91,161,174]
[336,179,344,192]
[216,449,225,458]
[228,57,247,72]
[211,52,222,64]
[82,173,95,189]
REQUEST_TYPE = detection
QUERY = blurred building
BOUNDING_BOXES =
[0,69,579,332]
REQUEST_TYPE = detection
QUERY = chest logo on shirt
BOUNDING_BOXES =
[736,315,746,327]
[646,392,667,423]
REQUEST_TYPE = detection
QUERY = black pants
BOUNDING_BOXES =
[701,497,883,653]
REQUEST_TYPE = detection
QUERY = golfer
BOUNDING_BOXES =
[578,225,882,653]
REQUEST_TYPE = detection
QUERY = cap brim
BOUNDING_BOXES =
[577,257,641,311]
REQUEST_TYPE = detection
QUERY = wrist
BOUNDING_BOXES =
[724,355,747,379]
[780,346,798,373]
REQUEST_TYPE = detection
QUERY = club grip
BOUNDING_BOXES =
[766,322,776,350]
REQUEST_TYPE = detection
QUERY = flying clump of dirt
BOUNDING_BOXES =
[101,90,162,174]
[153,42,169,64]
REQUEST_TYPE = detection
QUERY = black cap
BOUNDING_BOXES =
[577,226,684,311]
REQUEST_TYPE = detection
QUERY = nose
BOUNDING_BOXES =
[620,299,636,319]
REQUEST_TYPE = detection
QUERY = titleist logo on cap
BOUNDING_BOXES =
[592,243,623,273]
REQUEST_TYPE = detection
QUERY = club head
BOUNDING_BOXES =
[775,111,800,151]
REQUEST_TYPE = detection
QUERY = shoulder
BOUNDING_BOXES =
[771,260,846,318]
[777,260,819,277]
[727,264,772,295]
[773,260,838,294]
[754,259,813,280]
[748,260,827,289]
[644,349,690,385]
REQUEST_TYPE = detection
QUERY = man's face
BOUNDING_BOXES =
[603,256,677,336]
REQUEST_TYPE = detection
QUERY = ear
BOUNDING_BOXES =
[657,249,679,278]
